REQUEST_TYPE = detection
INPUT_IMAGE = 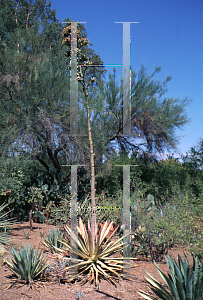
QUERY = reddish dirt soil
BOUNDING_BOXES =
[0,222,192,300]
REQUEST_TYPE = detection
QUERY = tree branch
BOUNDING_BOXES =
[35,153,49,172]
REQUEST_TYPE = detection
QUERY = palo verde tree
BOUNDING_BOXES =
[103,67,191,159]
[0,2,105,181]
[0,1,69,220]
[62,65,191,170]
[0,0,67,172]
[67,66,191,182]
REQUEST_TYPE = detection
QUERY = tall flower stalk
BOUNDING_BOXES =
[62,24,105,239]
[78,67,96,239]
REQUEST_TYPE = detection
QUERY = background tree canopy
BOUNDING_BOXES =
[0,0,199,224]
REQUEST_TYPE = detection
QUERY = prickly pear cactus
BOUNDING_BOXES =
[137,194,155,214]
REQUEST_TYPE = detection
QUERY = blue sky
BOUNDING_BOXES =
[51,0,203,157]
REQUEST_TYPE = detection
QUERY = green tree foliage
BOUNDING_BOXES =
[138,140,203,204]
[0,0,70,174]
[0,0,106,176]
[68,65,191,187]
[104,67,190,158]
[0,1,193,226]
[181,139,203,172]
[181,139,203,197]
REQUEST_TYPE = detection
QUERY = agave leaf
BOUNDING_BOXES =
[150,287,173,300]
[165,256,177,286]
[98,259,120,277]
[57,238,71,251]
[76,264,92,277]
[96,263,108,276]
[77,235,90,257]
[143,273,173,300]
[65,226,87,255]
[10,247,25,277]
[35,260,52,278]
[153,262,180,300]
[192,253,202,290]
[0,203,14,251]
[65,225,90,257]
[192,254,198,287]
[178,255,186,284]
[92,262,99,285]
[185,265,192,299]
[194,258,203,300]
[0,203,14,225]
[144,273,170,296]
[103,223,119,245]
[27,244,33,280]
[79,219,88,247]
[99,221,111,242]
[4,257,23,278]
[0,233,12,247]
[173,254,191,300]
[87,227,94,256]
[96,263,116,282]
[172,262,186,300]
[102,233,128,255]
[138,290,157,300]
[101,243,123,257]
[141,253,203,300]
[7,257,22,276]
[194,274,203,300]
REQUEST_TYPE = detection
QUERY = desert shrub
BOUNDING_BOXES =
[131,187,203,260]
[47,192,122,227]
[131,193,171,261]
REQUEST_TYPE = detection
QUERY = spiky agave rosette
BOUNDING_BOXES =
[56,218,136,286]
[0,202,14,251]
[138,253,203,300]
[4,243,52,284]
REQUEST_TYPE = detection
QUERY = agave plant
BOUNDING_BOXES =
[0,202,13,251]
[42,227,65,253]
[138,253,203,300]
[4,243,51,284]
[56,218,136,286]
